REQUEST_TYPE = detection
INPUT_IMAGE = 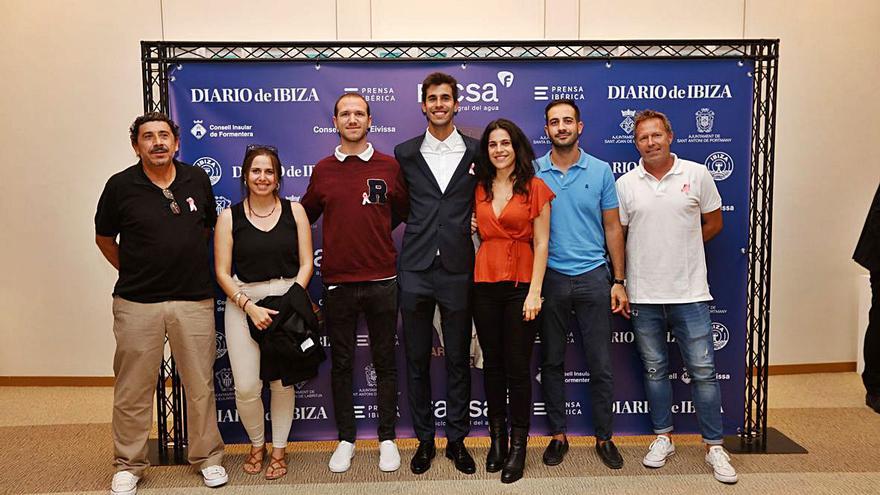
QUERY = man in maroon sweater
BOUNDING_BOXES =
[301,93,409,474]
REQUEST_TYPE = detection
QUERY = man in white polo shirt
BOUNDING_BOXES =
[616,109,736,484]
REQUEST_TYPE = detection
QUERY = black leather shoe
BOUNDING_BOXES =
[596,439,624,469]
[445,439,476,474]
[486,419,508,473]
[501,427,528,484]
[867,393,880,414]
[410,440,436,475]
[542,438,569,466]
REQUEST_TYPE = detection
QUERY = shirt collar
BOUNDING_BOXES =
[536,147,589,172]
[134,159,189,186]
[423,127,465,152]
[636,153,681,178]
[334,142,374,162]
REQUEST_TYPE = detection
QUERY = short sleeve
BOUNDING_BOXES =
[699,167,723,213]
[599,165,619,210]
[616,179,630,226]
[95,179,119,237]
[529,177,555,220]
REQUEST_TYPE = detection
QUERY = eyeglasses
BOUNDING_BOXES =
[162,188,181,215]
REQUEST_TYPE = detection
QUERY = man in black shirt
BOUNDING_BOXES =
[95,113,227,495]
[854,182,880,414]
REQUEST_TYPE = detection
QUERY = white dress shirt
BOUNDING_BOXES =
[334,142,374,162]
[419,128,466,193]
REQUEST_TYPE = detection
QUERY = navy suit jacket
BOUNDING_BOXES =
[394,131,479,274]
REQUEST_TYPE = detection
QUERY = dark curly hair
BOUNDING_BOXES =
[476,118,536,201]
[129,112,180,144]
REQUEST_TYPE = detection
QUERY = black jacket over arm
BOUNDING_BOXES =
[247,283,325,386]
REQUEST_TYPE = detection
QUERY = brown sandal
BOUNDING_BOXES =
[264,451,288,480]
[243,445,265,475]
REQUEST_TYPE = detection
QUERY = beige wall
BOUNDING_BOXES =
[1,0,877,376]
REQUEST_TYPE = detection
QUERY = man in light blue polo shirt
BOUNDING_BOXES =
[534,99,629,470]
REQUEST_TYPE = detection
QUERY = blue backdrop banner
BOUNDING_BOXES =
[168,59,752,443]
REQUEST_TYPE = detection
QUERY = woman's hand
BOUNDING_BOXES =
[245,303,279,330]
[523,292,543,321]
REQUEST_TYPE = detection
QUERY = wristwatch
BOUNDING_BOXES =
[612,278,626,286]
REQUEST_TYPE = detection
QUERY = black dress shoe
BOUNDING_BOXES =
[410,440,436,474]
[596,439,624,469]
[542,438,569,466]
[445,439,476,474]
[867,393,880,414]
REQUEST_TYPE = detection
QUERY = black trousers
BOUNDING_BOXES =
[399,257,473,442]
[865,271,880,395]
[324,279,398,442]
[472,282,538,430]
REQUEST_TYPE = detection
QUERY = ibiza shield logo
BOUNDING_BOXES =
[695,108,715,133]
[680,367,692,385]
[705,151,734,181]
[619,109,637,134]
[194,156,222,186]
[711,322,730,351]
[214,368,234,392]
[364,363,378,388]
[214,195,231,216]
[190,120,207,140]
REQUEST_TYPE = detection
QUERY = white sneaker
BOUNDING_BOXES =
[329,440,355,473]
[642,435,675,468]
[378,440,401,472]
[201,465,229,488]
[110,471,139,495]
[705,446,738,484]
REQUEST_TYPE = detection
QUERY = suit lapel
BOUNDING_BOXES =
[446,132,477,192]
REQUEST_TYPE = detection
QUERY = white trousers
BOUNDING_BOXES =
[225,276,296,448]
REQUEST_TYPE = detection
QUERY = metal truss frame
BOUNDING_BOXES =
[141,39,785,459]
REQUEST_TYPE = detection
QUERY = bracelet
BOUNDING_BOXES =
[232,291,244,306]
[243,299,252,311]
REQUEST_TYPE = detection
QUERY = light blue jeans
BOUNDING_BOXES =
[631,302,724,445]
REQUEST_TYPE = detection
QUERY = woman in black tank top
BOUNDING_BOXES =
[214,146,313,480]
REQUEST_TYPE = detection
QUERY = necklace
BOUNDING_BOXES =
[247,199,277,218]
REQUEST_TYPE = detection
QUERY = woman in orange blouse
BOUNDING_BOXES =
[473,118,554,483]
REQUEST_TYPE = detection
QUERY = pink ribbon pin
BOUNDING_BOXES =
[186,197,197,212]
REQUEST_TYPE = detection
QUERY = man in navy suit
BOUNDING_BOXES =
[855,182,880,414]
[394,72,479,475]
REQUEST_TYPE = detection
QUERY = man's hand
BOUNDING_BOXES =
[610,284,630,319]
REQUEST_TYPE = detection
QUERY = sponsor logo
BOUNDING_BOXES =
[319,335,330,348]
[611,161,639,175]
[312,124,396,134]
[695,108,715,133]
[344,85,396,102]
[431,345,445,357]
[293,406,328,420]
[611,331,635,343]
[565,401,583,416]
[285,194,301,202]
[190,120,207,139]
[214,368,234,392]
[215,332,227,359]
[497,71,515,88]
[356,334,369,347]
[214,195,231,216]
[534,370,542,384]
[533,84,585,101]
[680,367,692,384]
[217,408,240,423]
[705,151,734,181]
[564,370,591,384]
[194,157,222,186]
[619,109,636,134]
[533,402,546,416]
[417,82,499,103]
[607,84,732,100]
[353,404,367,419]
[232,163,313,179]
[612,400,650,414]
[711,322,730,351]
[364,364,377,388]
[190,87,319,103]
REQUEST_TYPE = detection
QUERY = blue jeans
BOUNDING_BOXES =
[631,302,723,445]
